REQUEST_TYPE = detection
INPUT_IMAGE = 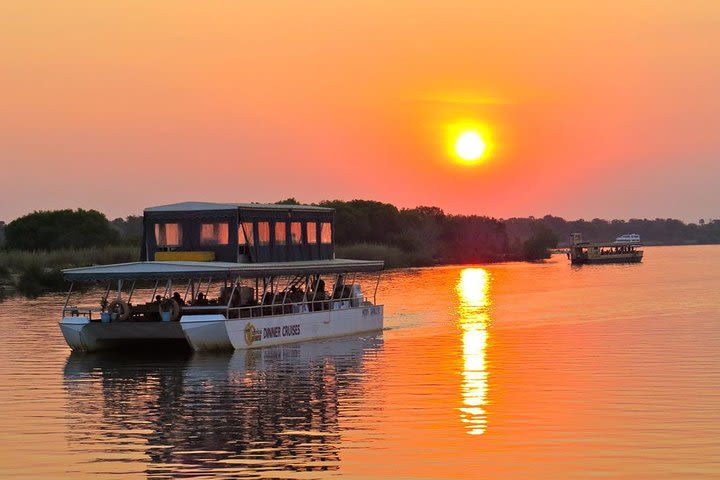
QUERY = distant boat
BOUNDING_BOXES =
[568,233,643,265]
[615,234,641,243]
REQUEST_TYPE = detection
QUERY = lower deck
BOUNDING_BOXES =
[569,242,644,265]
[59,259,385,353]
[60,304,384,352]
[571,254,643,265]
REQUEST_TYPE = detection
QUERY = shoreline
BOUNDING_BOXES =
[2,243,717,299]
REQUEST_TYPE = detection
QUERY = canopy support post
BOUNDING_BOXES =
[63,282,74,309]
[374,271,381,305]
[151,280,159,301]
[184,279,192,303]
[127,280,136,303]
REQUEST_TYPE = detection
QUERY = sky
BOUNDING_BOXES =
[1,1,718,222]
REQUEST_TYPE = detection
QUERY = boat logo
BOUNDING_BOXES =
[244,323,261,346]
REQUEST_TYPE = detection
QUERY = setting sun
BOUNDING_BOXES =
[455,131,486,162]
[446,122,492,165]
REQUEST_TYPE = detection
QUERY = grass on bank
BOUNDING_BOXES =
[0,245,139,272]
[336,243,434,268]
[0,246,139,298]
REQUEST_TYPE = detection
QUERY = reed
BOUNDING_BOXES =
[336,243,433,268]
[0,245,139,272]
[0,246,139,297]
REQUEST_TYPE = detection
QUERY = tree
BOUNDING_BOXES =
[522,225,558,260]
[111,215,143,238]
[319,199,401,245]
[275,198,301,205]
[5,209,119,250]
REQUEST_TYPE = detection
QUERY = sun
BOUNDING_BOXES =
[455,130,486,162]
[445,121,493,165]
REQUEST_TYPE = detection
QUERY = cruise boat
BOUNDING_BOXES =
[59,202,384,352]
[568,232,643,265]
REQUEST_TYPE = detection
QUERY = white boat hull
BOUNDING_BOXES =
[180,305,384,351]
[59,317,187,352]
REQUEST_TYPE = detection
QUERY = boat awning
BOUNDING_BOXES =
[144,201,332,213]
[62,259,384,282]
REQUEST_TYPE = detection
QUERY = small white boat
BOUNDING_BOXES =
[59,202,384,352]
[615,233,641,243]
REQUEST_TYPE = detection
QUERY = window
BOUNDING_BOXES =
[258,221,270,246]
[240,222,254,246]
[306,222,317,244]
[155,223,182,246]
[200,223,229,245]
[320,222,332,244]
[290,222,302,245]
[275,221,286,245]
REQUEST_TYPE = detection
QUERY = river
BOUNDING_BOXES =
[0,245,718,478]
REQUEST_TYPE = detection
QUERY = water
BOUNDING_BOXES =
[1,246,719,478]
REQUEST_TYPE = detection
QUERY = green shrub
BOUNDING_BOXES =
[16,266,65,298]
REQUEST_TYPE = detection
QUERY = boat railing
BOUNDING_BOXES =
[226,296,376,318]
[61,295,378,322]
[180,295,377,319]
[61,307,100,320]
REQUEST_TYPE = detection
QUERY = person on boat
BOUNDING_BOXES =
[172,291,185,306]
[333,274,345,299]
[314,278,328,310]
[155,295,162,303]
[217,287,228,305]
[195,292,208,306]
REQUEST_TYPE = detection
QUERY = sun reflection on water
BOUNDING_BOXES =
[456,268,491,435]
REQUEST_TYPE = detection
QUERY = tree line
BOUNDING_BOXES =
[2,203,719,266]
[504,215,720,247]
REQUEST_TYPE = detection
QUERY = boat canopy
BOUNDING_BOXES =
[142,201,336,263]
[63,259,384,282]
[145,201,332,213]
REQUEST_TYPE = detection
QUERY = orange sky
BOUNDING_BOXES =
[1,1,718,222]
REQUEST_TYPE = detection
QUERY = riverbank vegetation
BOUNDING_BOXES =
[0,245,138,298]
[1,202,719,297]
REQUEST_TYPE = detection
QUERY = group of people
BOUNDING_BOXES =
[153,292,187,306]
[146,276,359,319]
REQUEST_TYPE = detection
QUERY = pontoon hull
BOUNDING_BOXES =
[180,306,384,351]
[59,317,189,352]
[60,306,384,352]
[571,254,643,265]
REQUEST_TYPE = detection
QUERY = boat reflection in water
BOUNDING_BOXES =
[456,268,491,435]
[63,334,383,478]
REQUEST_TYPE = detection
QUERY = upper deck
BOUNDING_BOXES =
[570,232,643,248]
[142,202,335,263]
[63,259,384,282]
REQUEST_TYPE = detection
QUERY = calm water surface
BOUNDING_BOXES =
[1,246,719,478]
